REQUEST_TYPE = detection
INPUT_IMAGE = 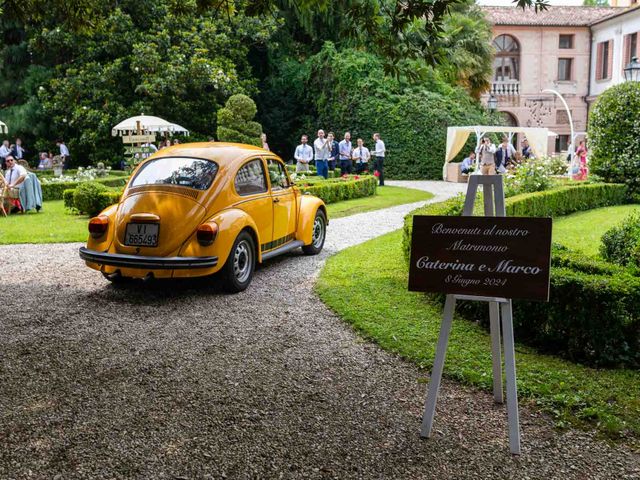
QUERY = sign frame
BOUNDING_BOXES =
[416,175,551,455]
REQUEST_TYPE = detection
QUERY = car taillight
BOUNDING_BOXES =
[88,215,109,238]
[197,223,218,246]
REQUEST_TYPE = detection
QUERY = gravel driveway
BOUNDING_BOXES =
[1,181,638,479]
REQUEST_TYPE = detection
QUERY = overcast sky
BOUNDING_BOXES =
[477,0,585,5]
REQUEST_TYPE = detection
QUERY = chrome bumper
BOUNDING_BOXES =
[79,247,218,270]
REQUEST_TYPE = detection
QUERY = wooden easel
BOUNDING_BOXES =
[420,174,521,455]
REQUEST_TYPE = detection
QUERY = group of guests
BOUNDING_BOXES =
[293,130,386,186]
[461,137,534,175]
[0,138,27,170]
[460,136,589,180]
[36,140,71,170]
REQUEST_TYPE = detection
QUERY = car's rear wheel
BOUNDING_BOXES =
[302,209,326,256]
[220,231,256,293]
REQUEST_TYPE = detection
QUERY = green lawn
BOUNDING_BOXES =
[316,230,640,445]
[327,186,433,219]
[553,204,640,257]
[0,200,89,244]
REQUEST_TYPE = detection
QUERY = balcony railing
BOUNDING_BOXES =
[491,80,520,96]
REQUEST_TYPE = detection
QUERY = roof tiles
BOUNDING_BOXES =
[482,6,621,27]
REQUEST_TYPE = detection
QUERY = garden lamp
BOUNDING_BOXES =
[624,57,640,82]
[487,94,498,112]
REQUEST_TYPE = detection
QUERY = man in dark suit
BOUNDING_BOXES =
[495,138,516,173]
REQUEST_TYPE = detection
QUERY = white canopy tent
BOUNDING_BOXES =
[111,114,189,136]
[444,125,557,180]
[0,120,8,134]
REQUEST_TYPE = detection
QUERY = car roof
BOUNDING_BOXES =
[150,142,273,166]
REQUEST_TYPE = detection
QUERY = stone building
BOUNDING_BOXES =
[482,6,618,153]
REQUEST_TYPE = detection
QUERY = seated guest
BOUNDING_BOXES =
[351,138,370,174]
[38,152,52,169]
[4,155,27,212]
[460,152,475,174]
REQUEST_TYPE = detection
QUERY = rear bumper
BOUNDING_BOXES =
[79,247,218,270]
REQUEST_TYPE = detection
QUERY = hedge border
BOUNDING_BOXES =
[298,176,377,204]
[42,177,128,201]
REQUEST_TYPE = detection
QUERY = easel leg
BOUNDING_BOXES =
[500,300,521,455]
[421,294,456,438]
[489,302,503,403]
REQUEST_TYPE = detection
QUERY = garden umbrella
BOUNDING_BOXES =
[111,114,189,136]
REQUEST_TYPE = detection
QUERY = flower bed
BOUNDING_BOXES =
[401,183,639,368]
[296,175,377,204]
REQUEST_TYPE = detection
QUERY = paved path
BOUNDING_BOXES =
[1,181,638,479]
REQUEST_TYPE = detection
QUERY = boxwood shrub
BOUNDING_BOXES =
[299,176,377,204]
[70,182,122,217]
[600,213,640,267]
[401,184,639,368]
[505,183,628,217]
[42,177,128,201]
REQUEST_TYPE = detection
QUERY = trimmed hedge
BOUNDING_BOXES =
[42,177,128,201]
[64,185,122,216]
[505,183,628,217]
[401,184,639,368]
[298,176,377,204]
[457,245,640,367]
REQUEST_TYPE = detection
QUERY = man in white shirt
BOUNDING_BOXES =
[460,152,475,174]
[351,138,370,174]
[313,129,330,179]
[57,139,70,168]
[4,156,27,188]
[294,135,313,173]
[3,155,27,212]
[338,132,352,175]
[372,133,385,186]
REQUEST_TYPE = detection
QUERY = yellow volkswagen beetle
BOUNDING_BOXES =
[79,142,327,292]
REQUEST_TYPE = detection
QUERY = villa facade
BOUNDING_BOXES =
[482,6,636,153]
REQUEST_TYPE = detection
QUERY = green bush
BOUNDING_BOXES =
[42,177,128,201]
[600,213,640,267]
[64,186,121,215]
[216,94,263,147]
[63,189,76,210]
[588,81,640,192]
[505,183,628,217]
[72,182,112,216]
[299,176,377,204]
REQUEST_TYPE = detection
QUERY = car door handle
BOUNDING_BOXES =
[273,198,280,203]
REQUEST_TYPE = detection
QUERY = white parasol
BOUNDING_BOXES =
[111,114,189,136]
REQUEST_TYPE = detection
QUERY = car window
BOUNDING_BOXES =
[267,159,290,191]
[235,158,267,196]
[131,157,218,190]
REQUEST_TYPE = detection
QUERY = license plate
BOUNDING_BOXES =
[124,223,159,247]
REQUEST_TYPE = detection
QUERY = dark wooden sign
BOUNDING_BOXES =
[408,216,552,301]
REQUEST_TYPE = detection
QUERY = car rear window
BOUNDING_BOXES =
[130,157,219,190]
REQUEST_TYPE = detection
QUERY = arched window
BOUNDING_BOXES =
[501,111,518,127]
[493,35,520,81]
